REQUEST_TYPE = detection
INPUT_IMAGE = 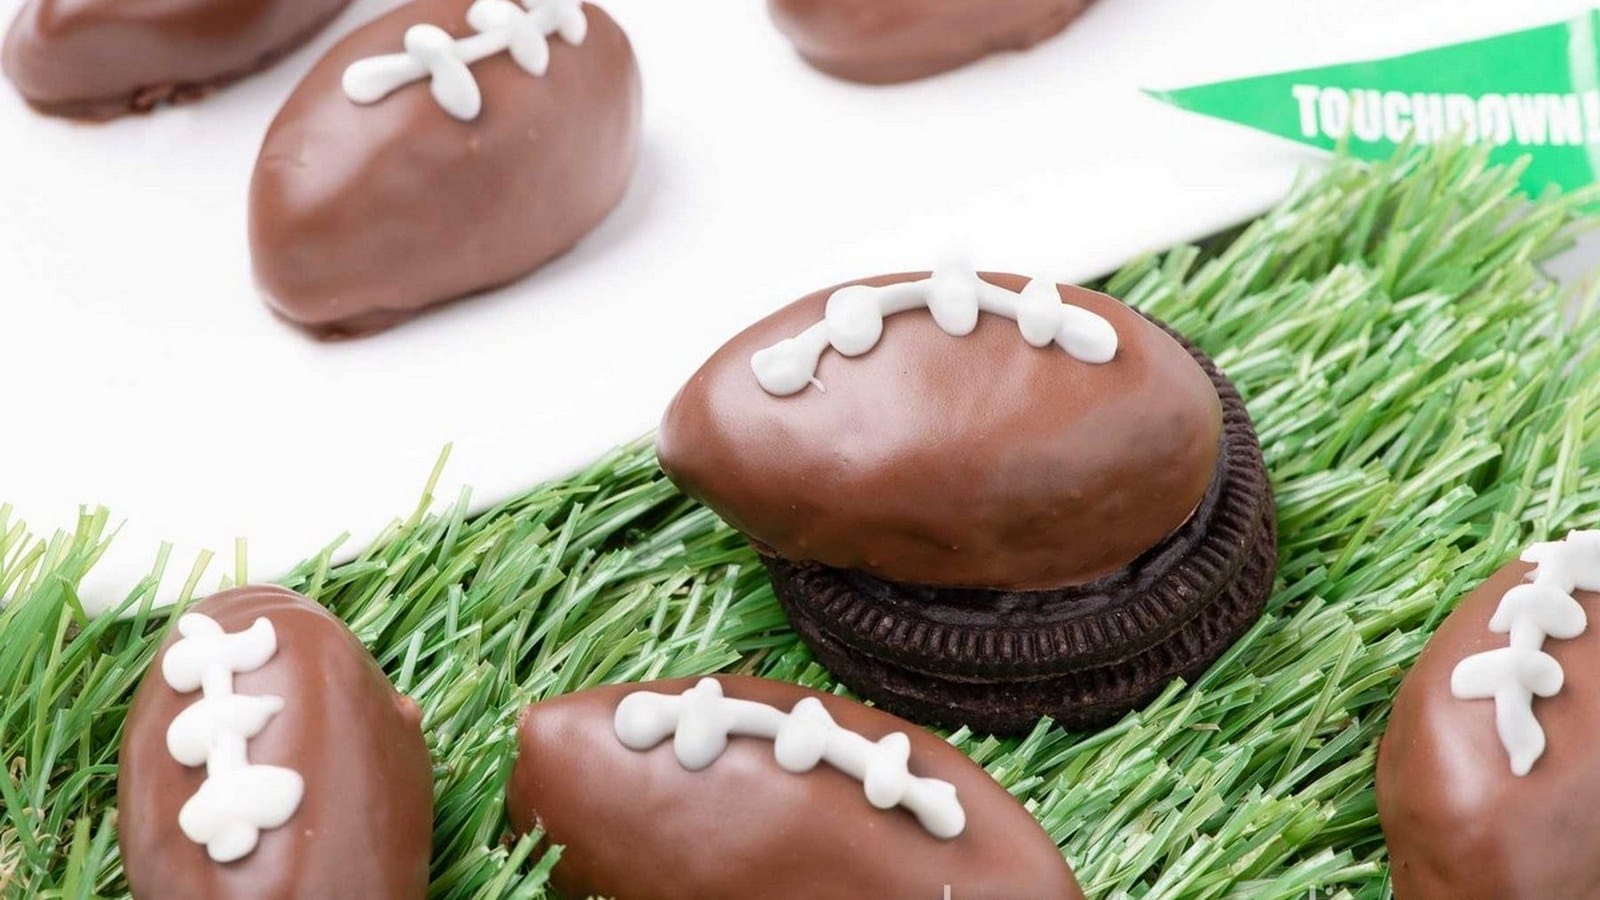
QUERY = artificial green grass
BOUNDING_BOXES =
[3,143,1600,899]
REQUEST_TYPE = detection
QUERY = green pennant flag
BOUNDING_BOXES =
[1148,12,1600,196]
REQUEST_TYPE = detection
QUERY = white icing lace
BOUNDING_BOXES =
[342,0,587,121]
[750,265,1119,397]
[162,613,304,862]
[1450,530,1600,775]
[613,678,967,838]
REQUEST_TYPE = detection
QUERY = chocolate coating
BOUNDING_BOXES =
[768,0,1090,84]
[248,0,641,337]
[2,0,348,118]
[657,273,1224,591]
[1378,560,1600,900]
[506,675,1083,899]
[117,585,433,900]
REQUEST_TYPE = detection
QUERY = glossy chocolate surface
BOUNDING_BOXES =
[506,675,1083,899]
[118,585,433,899]
[768,0,1090,83]
[2,0,348,118]
[249,0,641,337]
[1378,560,1600,900]
[657,273,1223,591]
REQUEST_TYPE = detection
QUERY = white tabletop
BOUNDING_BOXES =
[1,0,1590,613]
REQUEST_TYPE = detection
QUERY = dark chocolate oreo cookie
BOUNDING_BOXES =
[767,330,1276,731]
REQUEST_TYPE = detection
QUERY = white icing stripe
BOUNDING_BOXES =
[162,613,305,863]
[342,0,587,121]
[613,678,967,839]
[750,265,1119,397]
[1450,530,1600,775]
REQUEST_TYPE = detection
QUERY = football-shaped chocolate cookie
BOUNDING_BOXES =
[506,675,1084,899]
[657,269,1276,732]
[1378,532,1600,899]
[249,0,641,336]
[769,0,1092,84]
[2,0,350,118]
[659,272,1219,591]
[117,585,433,899]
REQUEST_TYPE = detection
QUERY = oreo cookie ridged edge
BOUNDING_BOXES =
[655,268,1278,734]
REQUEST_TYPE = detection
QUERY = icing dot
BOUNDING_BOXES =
[1058,305,1119,364]
[166,693,286,766]
[824,286,885,357]
[925,264,981,336]
[539,0,588,44]
[613,691,679,751]
[1015,278,1065,347]
[672,678,735,771]
[862,732,913,810]
[505,13,553,75]
[751,333,827,397]
[772,697,832,772]
[1491,581,1586,640]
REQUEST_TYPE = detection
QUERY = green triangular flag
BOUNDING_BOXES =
[1149,12,1600,196]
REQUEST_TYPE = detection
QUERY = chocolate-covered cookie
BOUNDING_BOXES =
[769,0,1092,84]
[506,675,1084,899]
[2,0,349,118]
[249,0,641,337]
[657,269,1277,732]
[1378,532,1600,900]
[117,585,433,899]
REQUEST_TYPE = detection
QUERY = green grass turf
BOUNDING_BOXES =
[3,143,1599,899]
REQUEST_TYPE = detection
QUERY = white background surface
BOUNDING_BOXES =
[0,0,1593,612]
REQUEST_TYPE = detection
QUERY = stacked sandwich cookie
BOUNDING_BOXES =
[659,267,1278,732]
